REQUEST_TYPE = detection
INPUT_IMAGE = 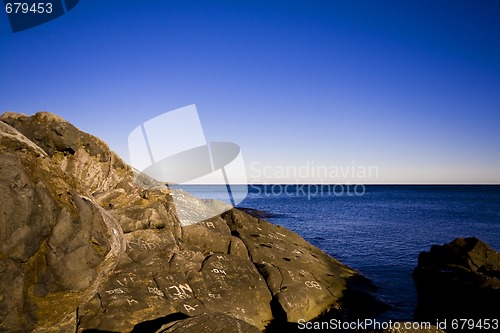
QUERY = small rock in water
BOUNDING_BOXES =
[413,237,500,323]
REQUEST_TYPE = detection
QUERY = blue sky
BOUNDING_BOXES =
[1,0,499,183]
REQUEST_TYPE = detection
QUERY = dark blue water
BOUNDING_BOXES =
[236,185,500,320]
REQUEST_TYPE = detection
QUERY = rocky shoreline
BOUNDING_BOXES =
[0,112,387,332]
[0,112,498,332]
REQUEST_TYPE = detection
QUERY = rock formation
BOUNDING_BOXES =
[413,237,500,323]
[0,112,385,332]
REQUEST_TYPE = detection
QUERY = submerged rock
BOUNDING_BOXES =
[0,112,386,332]
[413,237,500,323]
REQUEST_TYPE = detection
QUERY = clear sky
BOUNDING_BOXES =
[1,0,499,184]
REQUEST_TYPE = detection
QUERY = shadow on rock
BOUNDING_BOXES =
[130,313,189,333]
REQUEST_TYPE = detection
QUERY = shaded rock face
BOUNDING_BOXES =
[413,237,500,323]
[0,112,385,332]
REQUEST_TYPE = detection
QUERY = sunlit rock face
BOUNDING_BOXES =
[0,112,385,332]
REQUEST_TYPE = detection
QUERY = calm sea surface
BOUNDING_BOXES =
[183,185,500,320]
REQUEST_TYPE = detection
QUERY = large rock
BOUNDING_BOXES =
[0,112,386,332]
[0,119,124,332]
[413,237,500,322]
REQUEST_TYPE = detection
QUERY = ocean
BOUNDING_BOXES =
[179,185,500,321]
